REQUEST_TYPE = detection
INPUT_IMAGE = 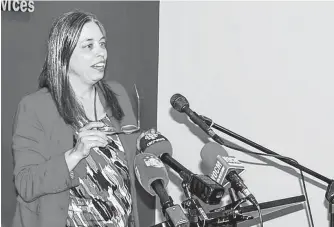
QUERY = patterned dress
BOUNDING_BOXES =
[66,115,132,227]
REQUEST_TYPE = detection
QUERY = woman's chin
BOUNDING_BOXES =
[92,72,105,82]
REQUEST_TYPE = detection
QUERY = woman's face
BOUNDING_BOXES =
[68,21,107,85]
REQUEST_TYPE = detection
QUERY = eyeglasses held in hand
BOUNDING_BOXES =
[100,84,141,135]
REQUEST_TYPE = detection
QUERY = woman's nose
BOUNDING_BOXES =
[96,45,107,58]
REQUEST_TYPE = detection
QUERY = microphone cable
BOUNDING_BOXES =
[256,203,264,227]
[211,133,315,227]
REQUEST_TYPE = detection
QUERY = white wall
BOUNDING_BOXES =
[157,1,334,227]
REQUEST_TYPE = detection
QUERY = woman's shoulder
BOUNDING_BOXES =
[18,88,59,120]
[16,88,65,131]
[104,80,132,103]
[103,80,136,121]
[19,87,53,108]
[105,80,127,95]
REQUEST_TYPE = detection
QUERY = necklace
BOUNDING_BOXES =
[94,86,97,122]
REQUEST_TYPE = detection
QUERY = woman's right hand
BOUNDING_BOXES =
[71,121,109,160]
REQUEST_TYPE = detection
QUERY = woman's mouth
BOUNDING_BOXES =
[91,62,106,71]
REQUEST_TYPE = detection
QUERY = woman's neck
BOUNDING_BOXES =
[69,77,106,121]
[69,77,96,100]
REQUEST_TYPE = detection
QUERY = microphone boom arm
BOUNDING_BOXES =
[200,115,331,184]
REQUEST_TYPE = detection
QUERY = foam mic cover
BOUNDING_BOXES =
[200,142,229,167]
[200,142,245,186]
[137,129,173,157]
[137,129,193,176]
[201,142,259,206]
[134,153,169,196]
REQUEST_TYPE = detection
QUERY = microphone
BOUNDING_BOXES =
[170,94,224,145]
[137,130,192,177]
[134,153,190,227]
[137,130,225,205]
[200,142,259,206]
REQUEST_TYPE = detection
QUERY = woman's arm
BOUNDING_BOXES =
[12,96,79,203]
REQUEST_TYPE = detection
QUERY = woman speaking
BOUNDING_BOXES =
[11,10,140,227]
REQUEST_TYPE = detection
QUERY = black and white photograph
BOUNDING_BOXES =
[2,1,334,227]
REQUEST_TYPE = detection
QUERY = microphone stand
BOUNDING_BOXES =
[228,188,245,227]
[150,194,306,227]
[331,203,334,227]
[200,115,334,226]
[180,171,206,227]
[180,171,253,227]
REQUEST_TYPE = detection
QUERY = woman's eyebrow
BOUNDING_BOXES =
[79,36,106,43]
[79,38,93,44]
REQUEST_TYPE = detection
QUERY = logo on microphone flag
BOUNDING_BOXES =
[143,155,164,168]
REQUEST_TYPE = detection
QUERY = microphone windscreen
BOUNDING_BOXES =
[170,93,189,112]
[134,153,169,196]
[200,142,229,168]
[137,129,173,157]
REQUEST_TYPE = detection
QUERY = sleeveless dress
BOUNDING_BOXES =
[66,115,132,227]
